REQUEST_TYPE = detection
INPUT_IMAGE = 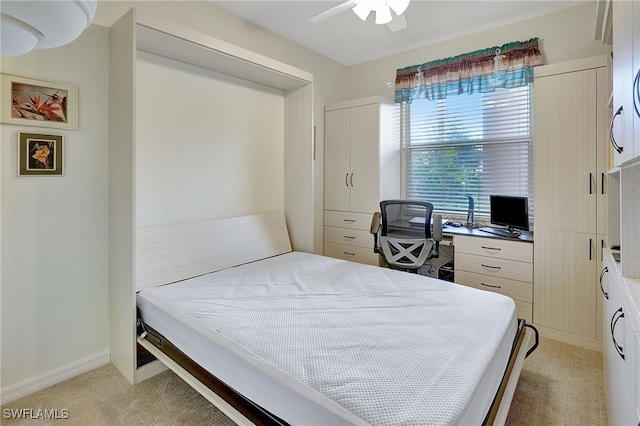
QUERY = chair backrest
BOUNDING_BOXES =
[378,200,435,271]
[380,200,433,239]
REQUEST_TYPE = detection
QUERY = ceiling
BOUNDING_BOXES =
[211,0,589,67]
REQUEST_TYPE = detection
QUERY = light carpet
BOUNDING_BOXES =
[1,337,607,425]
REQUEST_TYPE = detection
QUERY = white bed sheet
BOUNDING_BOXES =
[137,251,517,426]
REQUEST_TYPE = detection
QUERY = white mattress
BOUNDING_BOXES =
[137,252,517,426]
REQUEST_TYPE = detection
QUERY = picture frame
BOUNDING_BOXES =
[18,132,64,176]
[1,74,78,130]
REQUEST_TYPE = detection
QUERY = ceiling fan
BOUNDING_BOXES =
[309,0,410,32]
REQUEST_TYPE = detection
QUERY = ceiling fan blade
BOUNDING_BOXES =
[386,13,407,32]
[308,0,357,23]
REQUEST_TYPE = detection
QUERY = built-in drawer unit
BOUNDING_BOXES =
[454,235,532,262]
[454,235,534,322]
[324,210,379,266]
[454,253,533,283]
[324,210,373,231]
[324,242,379,265]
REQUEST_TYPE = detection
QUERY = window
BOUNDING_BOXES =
[400,84,533,221]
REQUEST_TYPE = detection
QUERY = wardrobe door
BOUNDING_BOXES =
[534,68,598,234]
[325,108,351,211]
[349,103,381,214]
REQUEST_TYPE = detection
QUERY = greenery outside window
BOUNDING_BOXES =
[400,84,534,221]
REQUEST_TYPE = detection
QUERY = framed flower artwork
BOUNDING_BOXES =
[18,132,64,176]
[1,74,78,130]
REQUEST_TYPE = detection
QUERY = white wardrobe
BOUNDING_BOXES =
[533,56,608,350]
[323,96,399,265]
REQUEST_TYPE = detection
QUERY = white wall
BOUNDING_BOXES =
[1,25,110,390]
[344,2,606,101]
[135,51,285,228]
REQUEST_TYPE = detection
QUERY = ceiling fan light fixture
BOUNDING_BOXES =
[375,5,392,25]
[352,2,372,21]
[388,0,410,16]
[0,0,97,57]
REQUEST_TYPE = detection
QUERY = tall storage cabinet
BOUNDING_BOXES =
[324,96,399,265]
[610,0,637,166]
[533,57,608,349]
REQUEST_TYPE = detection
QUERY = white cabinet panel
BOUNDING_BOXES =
[611,0,635,165]
[533,59,607,344]
[324,109,351,211]
[323,97,399,265]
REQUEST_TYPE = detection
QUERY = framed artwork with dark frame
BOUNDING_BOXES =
[1,74,78,130]
[18,132,64,176]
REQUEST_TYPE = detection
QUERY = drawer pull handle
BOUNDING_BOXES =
[600,266,609,300]
[343,252,356,257]
[481,246,502,252]
[343,235,356,240]
[343,219,356,223]
[609,105,624,154]
[610,307,625,360]
[481,264,502,272]
[481,282,502,290]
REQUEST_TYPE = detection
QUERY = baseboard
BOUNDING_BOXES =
[533,324,603,352]
[0,350,110,404]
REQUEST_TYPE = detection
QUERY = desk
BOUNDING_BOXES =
[444,227,534,323]
[442,225,534,242]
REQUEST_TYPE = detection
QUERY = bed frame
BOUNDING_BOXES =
[134,212,537,426]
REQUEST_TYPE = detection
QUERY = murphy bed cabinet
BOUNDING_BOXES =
[323,97,399,265]
[109,9,314,385]
[533,56,608,350]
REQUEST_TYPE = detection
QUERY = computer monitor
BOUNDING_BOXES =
[489,195,530,232]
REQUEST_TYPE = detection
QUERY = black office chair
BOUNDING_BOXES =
[370,200,442,272]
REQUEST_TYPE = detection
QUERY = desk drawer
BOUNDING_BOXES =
[324,226,372,249]
[325,210,373,231]
[455,252,533,283]
[454,235,532,263]
[324,242,379,265]
[455,270,533,303]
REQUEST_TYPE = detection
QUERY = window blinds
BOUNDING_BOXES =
[400,84,533,220]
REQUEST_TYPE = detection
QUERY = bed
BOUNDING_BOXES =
[135,212,537,425]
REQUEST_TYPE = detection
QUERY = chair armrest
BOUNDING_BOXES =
[432,213,443,242]
[370,212,381,234]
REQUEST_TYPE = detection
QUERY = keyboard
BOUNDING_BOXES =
[479,227,521,238]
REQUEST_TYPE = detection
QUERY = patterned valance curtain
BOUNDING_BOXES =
[395,38,543,103]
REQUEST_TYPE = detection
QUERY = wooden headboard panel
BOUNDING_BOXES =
[136,212,292,291]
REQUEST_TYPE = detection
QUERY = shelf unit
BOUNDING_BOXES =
[600,0,640,422]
